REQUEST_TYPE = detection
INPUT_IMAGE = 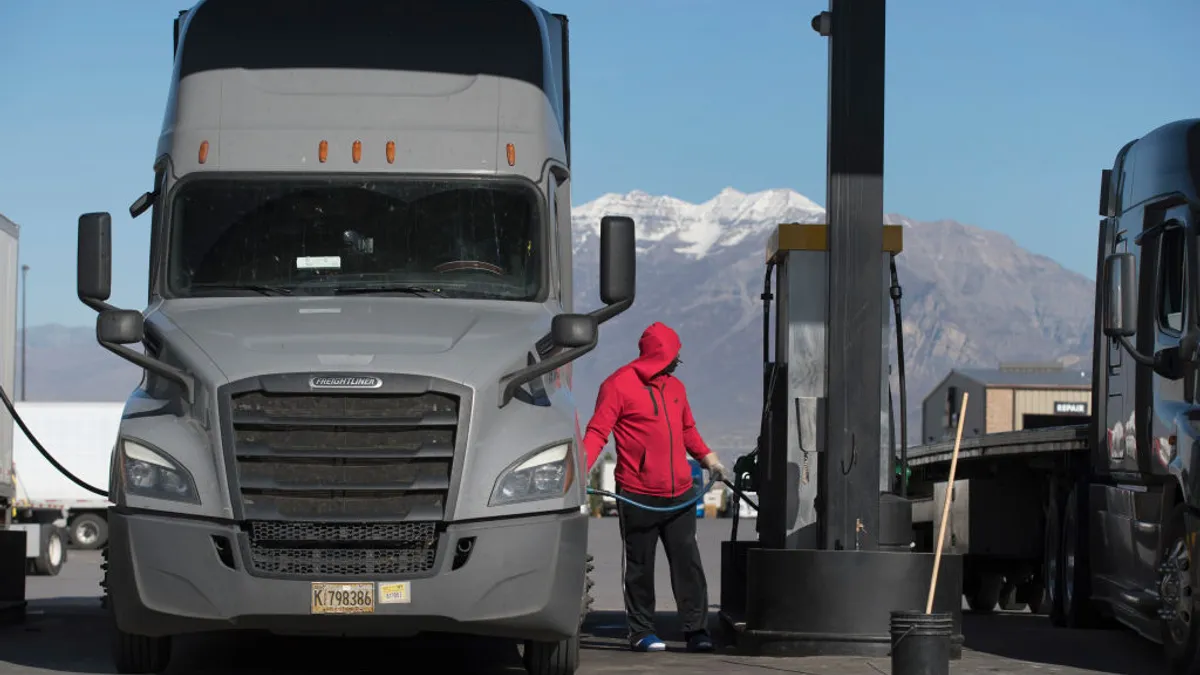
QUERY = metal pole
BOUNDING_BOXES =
[20,264,28,401]
[817,0,887,551]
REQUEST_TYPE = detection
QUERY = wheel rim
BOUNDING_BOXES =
[47,534,63,567]
[75,522,99,546]
[1160,535,1193,644]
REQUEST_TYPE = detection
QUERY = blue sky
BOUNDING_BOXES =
[1,0,1197,328]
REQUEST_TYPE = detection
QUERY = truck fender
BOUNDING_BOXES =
[1165,414,1200,515]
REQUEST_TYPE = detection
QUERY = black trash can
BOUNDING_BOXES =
[890,609,952,675]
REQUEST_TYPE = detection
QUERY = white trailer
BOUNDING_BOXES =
[12,402,120,550]
[0,212,23,618]
[0,215,75,590]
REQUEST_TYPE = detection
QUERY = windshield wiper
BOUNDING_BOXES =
[333,284,447,298]
[188,283,293,296]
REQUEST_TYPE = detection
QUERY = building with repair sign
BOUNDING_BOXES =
[921,362,1091,443]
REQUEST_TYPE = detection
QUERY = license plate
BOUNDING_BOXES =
[310,582,375,614]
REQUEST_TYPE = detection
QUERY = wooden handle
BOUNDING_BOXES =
[926,392,969,614]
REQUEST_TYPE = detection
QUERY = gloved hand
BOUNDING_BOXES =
[701,454,728,482]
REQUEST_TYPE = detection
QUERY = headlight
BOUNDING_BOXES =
[489,441,575,506]
[121,439,200,504]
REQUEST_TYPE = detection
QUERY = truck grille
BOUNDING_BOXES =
[247,521,438,577]
[224,386,461,578]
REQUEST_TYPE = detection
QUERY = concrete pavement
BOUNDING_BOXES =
[0,517,1168,674]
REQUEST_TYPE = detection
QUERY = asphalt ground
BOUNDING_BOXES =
[0,517,1169,674]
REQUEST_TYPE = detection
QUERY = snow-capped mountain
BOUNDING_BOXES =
[570,188,1095,449]
[17,187,1095,448]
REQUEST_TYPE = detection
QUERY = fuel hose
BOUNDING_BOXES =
[0,383,110,497]
[587,478,759,514]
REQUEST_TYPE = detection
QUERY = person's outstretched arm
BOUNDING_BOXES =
[583,379,622,471]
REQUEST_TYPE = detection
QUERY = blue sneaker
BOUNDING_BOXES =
[631,634,667,652]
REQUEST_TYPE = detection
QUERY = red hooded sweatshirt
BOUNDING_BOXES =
[583,322,712,498]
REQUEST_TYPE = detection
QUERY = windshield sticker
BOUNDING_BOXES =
[296,256,342,270]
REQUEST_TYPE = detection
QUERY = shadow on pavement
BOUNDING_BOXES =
[2,603,648,674]
[1,599,1175,675]
[169,631,529,674]
[960,612,1167,675]
[1,598,112,674]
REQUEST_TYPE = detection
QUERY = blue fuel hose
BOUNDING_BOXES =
[587,478,759,513]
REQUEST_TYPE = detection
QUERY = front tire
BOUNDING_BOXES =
[103,544,172,674]
[523,634,580,675]
[1160,503,1200,674]
[111,627,172,675]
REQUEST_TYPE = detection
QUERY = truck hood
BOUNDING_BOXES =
[149,297,548,387]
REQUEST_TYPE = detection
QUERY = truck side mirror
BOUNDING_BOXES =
[499,312,600,407]
[1103,252,1137,338]
[97,309,145,345]
[78,212,113,311]
[551,313,598,349]
[590,215,637,325]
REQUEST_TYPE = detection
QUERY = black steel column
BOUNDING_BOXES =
[723,2,963,656]
[819,0,886,552]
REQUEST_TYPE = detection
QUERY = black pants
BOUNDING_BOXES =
[617,487,709,642]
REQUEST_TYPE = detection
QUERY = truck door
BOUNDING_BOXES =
[1126,205,1192,595]
[1146,213,1189,475]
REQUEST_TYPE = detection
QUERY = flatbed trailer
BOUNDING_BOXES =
[906,425,1089,469]
[907,425,1089,614]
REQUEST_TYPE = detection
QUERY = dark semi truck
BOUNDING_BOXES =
[907,118,1200,674]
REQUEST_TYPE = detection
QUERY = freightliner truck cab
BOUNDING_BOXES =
[73,2,635,674]
[1057,118,1200,673]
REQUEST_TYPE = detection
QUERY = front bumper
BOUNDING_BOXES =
[107,509,588,641]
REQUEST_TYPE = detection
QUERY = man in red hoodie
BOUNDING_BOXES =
[583,322,727,653]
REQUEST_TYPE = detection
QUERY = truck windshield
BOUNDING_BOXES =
[165,177,542,300]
